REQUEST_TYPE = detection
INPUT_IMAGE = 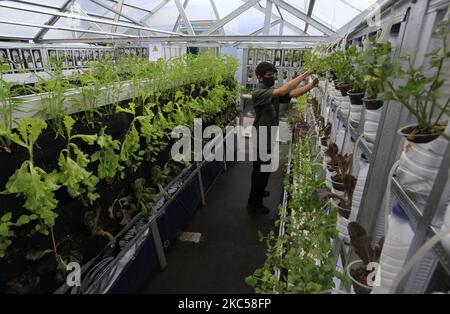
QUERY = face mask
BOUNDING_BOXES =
[263,76,275,88]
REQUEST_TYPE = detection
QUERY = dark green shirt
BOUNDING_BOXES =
[252,84,292,127]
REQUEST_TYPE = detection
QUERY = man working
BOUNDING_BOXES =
[247,62,318,215]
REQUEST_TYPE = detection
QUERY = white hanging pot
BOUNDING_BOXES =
[363,97,384,111]
[349,155,370,221]
[326,168,337,189]
[364,108,382,143]
[396,123,448,197]
[349,104,362,126]
[347,260,373,294]
[372,204,414,294]
[336,214,350,243]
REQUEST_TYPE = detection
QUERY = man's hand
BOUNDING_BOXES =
[304,68,315,76]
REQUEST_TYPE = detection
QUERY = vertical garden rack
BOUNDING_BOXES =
[320,0,450,294]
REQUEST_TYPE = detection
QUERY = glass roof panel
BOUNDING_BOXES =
[0,0,382,41]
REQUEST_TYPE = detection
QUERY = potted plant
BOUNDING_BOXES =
[380,18,449,197]
[274,50,281,66]
[347,222,384,294]
[361,40,392,110]
[284,51,292,67]
[381,18,449,144]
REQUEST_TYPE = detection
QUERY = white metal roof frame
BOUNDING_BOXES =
[0,0,385,45]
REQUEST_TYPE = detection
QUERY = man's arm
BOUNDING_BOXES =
[273,69,313,97]
[289,78,319,98]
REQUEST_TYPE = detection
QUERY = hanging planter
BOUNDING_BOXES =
[347,260,373,294]
[337,83,352,96]
[348,90,364,105]
[395,123,447,198]
[346,222,384,294]
[363,108,382,144]
[380,17,450,198]
[363,97,384,110]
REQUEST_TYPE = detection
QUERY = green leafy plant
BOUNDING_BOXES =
[0,61,26,148]
[360,40,392,98]
[1,118,60,235]
[78,64,104,127]
[91,128,124,184]
[117,103,144,172]
[247,134,341,293]
[58,116,99,206]
[380,17,450,139]
[36,57,73,138]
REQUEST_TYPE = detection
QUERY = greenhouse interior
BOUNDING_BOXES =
[0,0,449,296]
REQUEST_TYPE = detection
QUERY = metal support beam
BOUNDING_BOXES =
[209,0,224,35]
[240,0,306,35]
[271,0,336,35]
[263,0,273,35]
[38,34,329,44]
[339,0,363,13]
[33,0,75,42]
[102,0,159,15]
[86,0,146,27]
[0,2,184,36]
[174,0,195,35]
[275,4,284,21]
[0,19,138,38]
[112,0,124,33]
[124,0,170,35]
[233,19,281,46]
[172,0,190,33]
[304,0,316,34]
[201,0,260,35]
[77,4,107,33]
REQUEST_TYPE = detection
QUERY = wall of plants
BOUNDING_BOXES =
[248,11,450,294]
[246,97,344,294]
[0,53,240,293]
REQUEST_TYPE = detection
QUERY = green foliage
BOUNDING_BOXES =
[91,128,124,183]
[78,64,104,127]
[380,17,450,133]
[1,118,60,236]
[118,103,144,172]
[0,61,26,147]
[303,50,327,75]
[246,135,339,293]
[36,57,74,138]
[360,40,392,97]
[58,116,99,206]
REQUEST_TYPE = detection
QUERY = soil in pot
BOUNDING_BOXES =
[349,264,372,294]
[347,90,364,105]
[363,97,383,110]
[337,83,352,97]
[399,124,446,144]
[331,175,345,191]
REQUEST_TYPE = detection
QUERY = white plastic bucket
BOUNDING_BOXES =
[372,204,414,294]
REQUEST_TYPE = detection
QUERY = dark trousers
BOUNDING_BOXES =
[248,158,271,206]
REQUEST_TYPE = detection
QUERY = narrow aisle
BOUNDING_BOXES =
[140,144,288,294]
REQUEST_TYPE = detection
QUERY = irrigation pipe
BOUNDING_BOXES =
[384,160,402,236]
